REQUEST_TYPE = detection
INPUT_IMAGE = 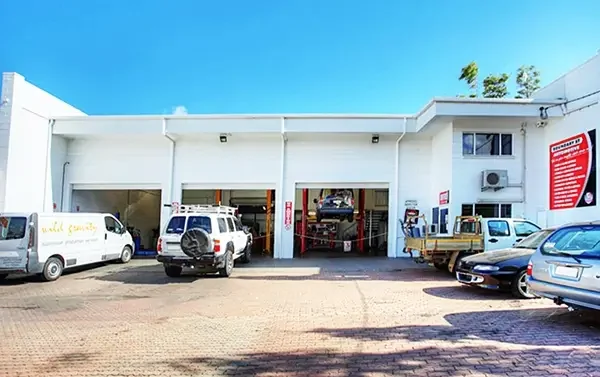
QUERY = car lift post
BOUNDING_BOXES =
[265,189,272,254]
[301,189,308,255]
[358,189,365,253]
[215,189,222,205]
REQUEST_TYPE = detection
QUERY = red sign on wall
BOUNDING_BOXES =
[439,190,450,205]
[549,129,597,210]
[284,201,293,230]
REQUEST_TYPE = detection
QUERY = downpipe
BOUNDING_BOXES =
[42,119,55,211]
[278,117,287,259]
[59,161,70,211]
[520,122,527,216]
[393,118,407,257]
[163,118,176,221]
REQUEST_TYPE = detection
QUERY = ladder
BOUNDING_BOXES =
[177,204,237,216]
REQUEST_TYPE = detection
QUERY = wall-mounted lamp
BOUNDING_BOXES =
[371,134,379,144]
[219,134,228,143]
[539,106,549,120]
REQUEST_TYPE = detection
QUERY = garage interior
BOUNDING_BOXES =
[181,189,275,256]
[293,187,389,258]
[71,189,161,255]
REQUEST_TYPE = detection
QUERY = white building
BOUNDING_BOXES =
[1,52,598,259]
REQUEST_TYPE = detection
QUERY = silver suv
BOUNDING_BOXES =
[527,221,600,311]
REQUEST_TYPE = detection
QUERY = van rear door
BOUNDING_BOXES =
[0,215,30,274]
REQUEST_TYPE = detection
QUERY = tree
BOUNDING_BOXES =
[482,73,510,98]
[459,62,479,98]
[515,65,541,98]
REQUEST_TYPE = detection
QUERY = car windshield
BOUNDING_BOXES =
[0,216,27,240]
[514,229,554,249]
[543,226,600,259]
[165,216,212,234]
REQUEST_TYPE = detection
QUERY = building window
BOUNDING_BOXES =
[461,203,512,218]
[462,133,513,156]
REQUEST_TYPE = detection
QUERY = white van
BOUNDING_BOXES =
[0,212,134,282]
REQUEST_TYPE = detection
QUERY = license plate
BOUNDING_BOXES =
[554,265,579,279]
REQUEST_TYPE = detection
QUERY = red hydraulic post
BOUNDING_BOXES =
[301,189,308,255]
[358,189,365,253]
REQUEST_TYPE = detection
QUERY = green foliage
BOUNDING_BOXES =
[458,61,479,97]
[482,73,510,98]
[457,63,541,99]
[515,65,541,98]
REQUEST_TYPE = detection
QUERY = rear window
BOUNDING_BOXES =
[0,216,27,240]
[542,226,600,258]
[165,216,212,234]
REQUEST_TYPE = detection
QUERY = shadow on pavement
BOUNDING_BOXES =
[231,268,456,282]
[0,262,116,286]
[77,264,222,285]
[311,307,600,347]
[164,341,600,376]
[423,285,517,301]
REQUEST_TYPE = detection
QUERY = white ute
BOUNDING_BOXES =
[0,212,134,282]
[157,205,252,278]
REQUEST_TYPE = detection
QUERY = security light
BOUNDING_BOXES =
[219,134,228,143]
[371,134,379,144]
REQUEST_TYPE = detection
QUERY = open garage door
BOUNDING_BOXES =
[71,186,161,255]
[181,184,276,257]
[294,183,390,258]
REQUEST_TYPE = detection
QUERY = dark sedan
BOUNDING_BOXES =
[455,228,556,299]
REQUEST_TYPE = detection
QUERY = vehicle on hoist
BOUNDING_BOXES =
[313,188,355,223]
[403,215,541,273]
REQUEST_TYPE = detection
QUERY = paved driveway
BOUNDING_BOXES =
[1,258,599,377]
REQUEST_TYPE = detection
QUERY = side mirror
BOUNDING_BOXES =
[313,198,318,204]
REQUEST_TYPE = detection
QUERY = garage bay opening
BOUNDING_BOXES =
[71,189,161,256]
[181,188,275,257]
[293,186,389,258]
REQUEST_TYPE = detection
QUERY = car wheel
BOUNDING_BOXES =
[42,257,64,282]
[164,265,183,278]
[347,214,354,223]
[119,246,133,264]
[240,244,252,264]
[219,250,234,277]
[433,262,448,271]
[0,274,8,281]
[511,270,535,299]
[449,252,465,275]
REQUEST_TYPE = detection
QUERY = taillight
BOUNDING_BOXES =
[28,227,35,249]
[157,237,162,254]
[213,239,221,252]
[527,261,533,276]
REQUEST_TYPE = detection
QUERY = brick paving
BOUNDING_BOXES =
[1,258,599,377]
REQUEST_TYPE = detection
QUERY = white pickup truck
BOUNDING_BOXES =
[156,205,252,278]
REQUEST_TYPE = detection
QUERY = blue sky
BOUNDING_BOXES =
[1,0,598,115]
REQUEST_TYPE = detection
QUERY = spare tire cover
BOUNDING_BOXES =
[180,228,212,258]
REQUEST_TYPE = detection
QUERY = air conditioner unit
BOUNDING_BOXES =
[481,169,508,192]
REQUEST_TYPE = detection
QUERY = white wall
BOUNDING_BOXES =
[0,73,85,213]
[533,54,599,226]
[65,135,171,229]
[50,135,68,211]
[451,119,527,220]
[397,137,432,255]
[429,123,453,232]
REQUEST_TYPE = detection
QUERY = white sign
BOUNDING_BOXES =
[405,200,418,208]
[343,241,352,252]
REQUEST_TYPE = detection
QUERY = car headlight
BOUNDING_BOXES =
[473,265,500,272]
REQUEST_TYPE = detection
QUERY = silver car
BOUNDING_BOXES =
[527,221,600,311]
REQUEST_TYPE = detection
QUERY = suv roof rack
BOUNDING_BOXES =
[177,204,237,216]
